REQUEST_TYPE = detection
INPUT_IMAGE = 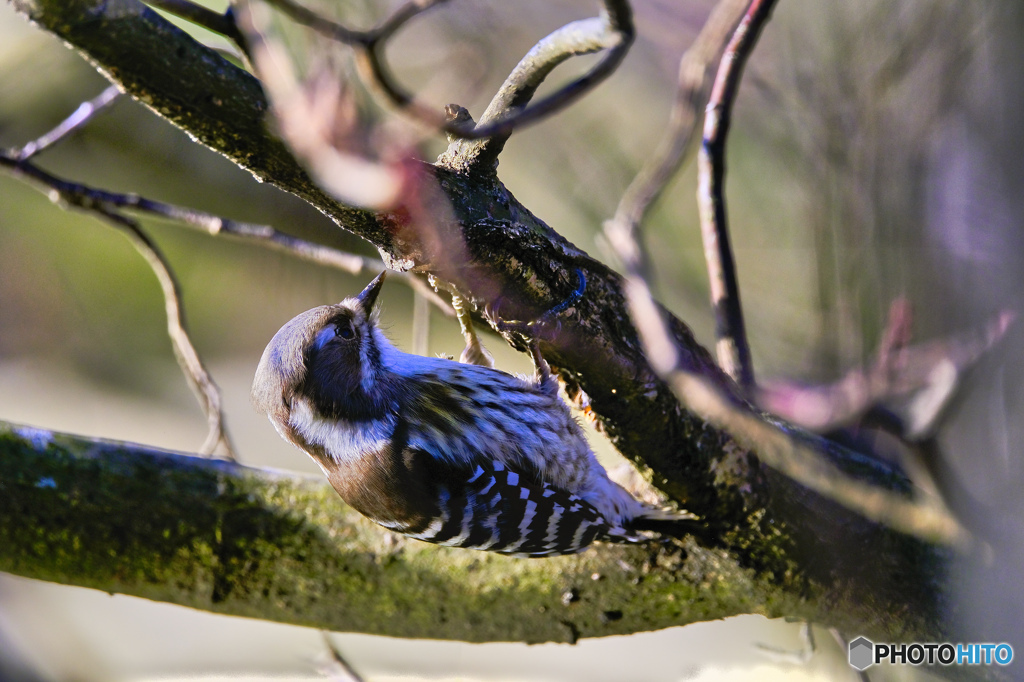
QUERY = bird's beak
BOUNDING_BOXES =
[355,271,387,314]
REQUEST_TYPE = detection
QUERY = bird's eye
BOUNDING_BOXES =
[335,323,355,340]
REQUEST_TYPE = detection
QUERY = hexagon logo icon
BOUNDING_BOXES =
[849,636,875,671]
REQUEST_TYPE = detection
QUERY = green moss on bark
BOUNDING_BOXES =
[1,424,823,643]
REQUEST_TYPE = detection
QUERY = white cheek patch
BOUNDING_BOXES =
[290,397,391,466]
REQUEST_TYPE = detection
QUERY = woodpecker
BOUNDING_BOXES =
[252,272,688,557]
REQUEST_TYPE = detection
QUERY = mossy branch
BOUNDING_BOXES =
[2,422,819,643]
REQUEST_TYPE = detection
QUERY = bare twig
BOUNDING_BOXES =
[254,0,635,142]
[320,632,366,682]
[112,214,236,459]
[17,85,122,160]
[604,0,748,279]
[0,151,451,314]
[1,82,436,459]
[412,290,430,356]
[0,152,236,459]
[2,89,240,458]
[697,0,779,393]
[441,5,635,171]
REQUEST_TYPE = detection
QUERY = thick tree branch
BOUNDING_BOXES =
[0,423,941,643]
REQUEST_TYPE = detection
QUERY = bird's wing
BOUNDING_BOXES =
[393,454,611,557]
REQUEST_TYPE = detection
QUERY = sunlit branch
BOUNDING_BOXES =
[16,84,122,160]
[605,0,966,549]
[622,270,968,547]
[697,0,779,393]
[0,153,451,314]
[441,5,636,172]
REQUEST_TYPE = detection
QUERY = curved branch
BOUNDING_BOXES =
[257,0,634,143]
[0,153,236,460]
[605,0,749,279]
[439,10,631,172]
[697,0,779,393]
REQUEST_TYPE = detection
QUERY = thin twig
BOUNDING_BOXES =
[0,152,237,459]
[0,152,452,314]
[604,0,748,279]
[0,79,444,459]
[255,0,635,141]
[320,632,366,682]
[109,211,237,459]
[17,85,122,160]
[2,89,240,459]
[412,289,430,356]
[697,0,779,393]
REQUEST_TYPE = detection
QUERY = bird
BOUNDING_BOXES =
[252,271,690,557]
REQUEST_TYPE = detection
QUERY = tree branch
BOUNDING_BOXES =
[0,422,941,643]
[697,0,779,393]
[439,6,633,172]
[605,0,749,280]
[15,84,122,159]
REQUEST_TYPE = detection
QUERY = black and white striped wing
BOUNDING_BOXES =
[399,459,610,557]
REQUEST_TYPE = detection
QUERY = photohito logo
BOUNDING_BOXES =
[848,637,1014,671]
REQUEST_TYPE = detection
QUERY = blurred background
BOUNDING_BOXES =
[1,0,1021,679]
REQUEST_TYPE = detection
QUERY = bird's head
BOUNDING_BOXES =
[252,271,389,425]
